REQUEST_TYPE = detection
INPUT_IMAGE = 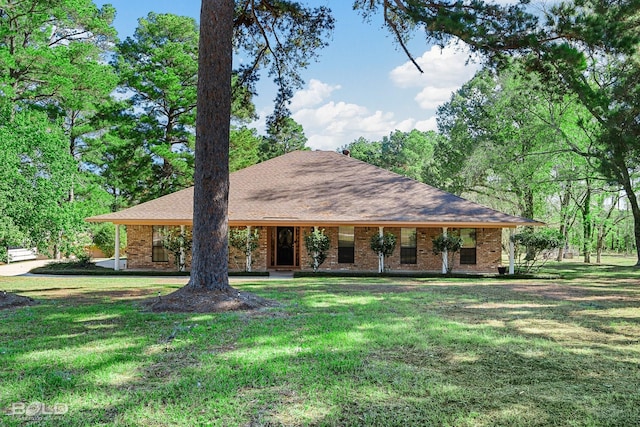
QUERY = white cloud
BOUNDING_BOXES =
[252,96,413,151]
[415,116,438,132]
[415,86,460,110]
[293,99,414,151]
[289,79,341,112]
[389,43,481,110]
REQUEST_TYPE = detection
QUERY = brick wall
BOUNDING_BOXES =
[228,226,268,272]
[126,225,175,271]
[127,225,268,272]
[126,225,503,273]
[299,226,503,273]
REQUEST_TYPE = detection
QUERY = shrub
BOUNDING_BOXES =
[432,232,463,273]
[370,232,397,273]
[511,228,564,273]
[304,228,330,272]
[229,227,260,272]
[160,227,192,272]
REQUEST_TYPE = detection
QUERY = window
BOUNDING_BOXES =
[400,228,417,264]
[152,226,169,262]
[460,228,477,265]
[338,226,355,263]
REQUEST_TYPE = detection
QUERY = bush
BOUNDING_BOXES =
[512,228,564,273]
[229,227,260,272]
[304,228,330,272]
[160,227,192,272]
[370,232,397,273]
[432,232,463,273]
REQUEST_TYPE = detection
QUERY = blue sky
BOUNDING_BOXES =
[95,0,481,150]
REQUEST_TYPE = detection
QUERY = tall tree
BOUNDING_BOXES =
[435,65,580,220]
[0,0,117,256]
[189,0,233,291]
[112,13,200,200]
[97,13,261,207]
[186,0,333,294]
[258,116,308,161]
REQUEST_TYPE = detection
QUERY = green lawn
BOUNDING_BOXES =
[1,259,639,426]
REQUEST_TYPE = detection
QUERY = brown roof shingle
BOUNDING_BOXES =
[87,150,541,227]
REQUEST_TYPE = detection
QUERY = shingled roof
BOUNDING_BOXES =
[87,150,541,227]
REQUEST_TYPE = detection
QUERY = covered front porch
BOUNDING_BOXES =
[113,224,518,275]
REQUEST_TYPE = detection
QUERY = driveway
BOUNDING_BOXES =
[0,258,292,280]
[0,259,52,276]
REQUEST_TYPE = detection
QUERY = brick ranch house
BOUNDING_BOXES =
[87,150,542,274]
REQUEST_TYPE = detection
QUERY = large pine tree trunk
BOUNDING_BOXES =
[620,174,640,267]
[188,0,233,291]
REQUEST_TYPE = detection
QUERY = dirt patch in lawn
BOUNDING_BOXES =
[140,285,279,313]
[0,292,38,310]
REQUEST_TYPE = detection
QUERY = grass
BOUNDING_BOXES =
[1,258,639,426]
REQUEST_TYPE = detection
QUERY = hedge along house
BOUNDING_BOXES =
[87,150,542,274]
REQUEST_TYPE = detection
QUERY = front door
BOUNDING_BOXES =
[276,226,295,266]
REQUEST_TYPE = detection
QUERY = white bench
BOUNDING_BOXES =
[7,248,37,263]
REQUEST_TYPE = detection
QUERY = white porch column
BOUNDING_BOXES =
[114,224,120,271]
[509,228,515,275]
[378,226,384,273]
[179,225,186,272]
[246,225,252,272]
[442,227,448,274]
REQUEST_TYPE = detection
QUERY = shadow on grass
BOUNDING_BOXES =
[1,273,639,426]
[542,260,639,279]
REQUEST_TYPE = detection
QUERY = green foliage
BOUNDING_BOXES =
[229,227,260,272]
[91,223,127,258]
[370,232,397,258]
[0,217,27,263]
[304,228,331,272]
[230,126,262,172]
[160,227,193,272]
[343,130,440,182]
[259,117,309,161]
[431,233,463,255]
[512,228,564,273]
[0,110,89,255]
[110,12,199,200]
[434,63,585,220]
[0,0,116,106]
[91,12,264,207]
[431,232,463,273]
[0,0,118,260]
